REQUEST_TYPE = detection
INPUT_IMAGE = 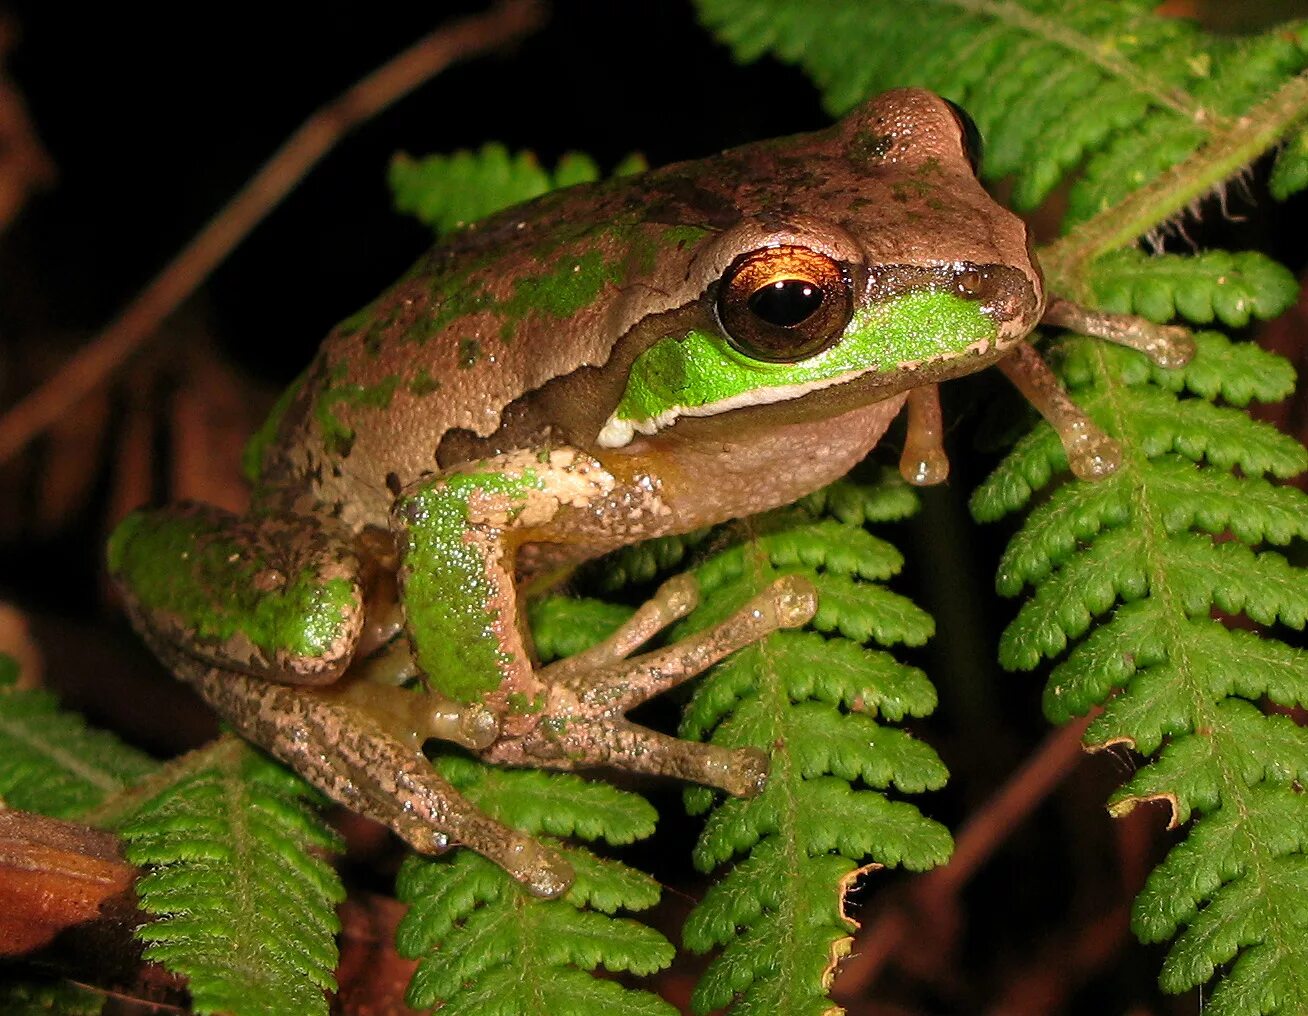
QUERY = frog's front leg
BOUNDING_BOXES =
[392,448,813,797]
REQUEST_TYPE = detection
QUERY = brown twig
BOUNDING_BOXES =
[834,712,1095,997]
[0,0,545,466]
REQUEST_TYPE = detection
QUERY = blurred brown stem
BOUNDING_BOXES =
[0,0,545,466]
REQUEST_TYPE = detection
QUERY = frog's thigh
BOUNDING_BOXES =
[108,503,364,685]
[390,447,619,704]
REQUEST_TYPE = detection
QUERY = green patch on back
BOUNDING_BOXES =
[312,364,401,457]
[242,369,308,482]
[397,468,545,703]
[611,289,997,433]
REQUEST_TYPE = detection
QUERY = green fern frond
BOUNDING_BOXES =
[695,0,1308,224]
[115,738,344,1016]
[1087,250,1300,327]
[389,144,645,237]
[1270,124,1308,198]
[396,755,674,1015]
[389,145,595,236]
[590,527,714,591]
[679,480,951,1014]
[795,469,921,525]
[973,333,1308,1015]
[973,336,1304,525]
[528,596,634,662]
[0,654,156,818]
[591,472,919,593]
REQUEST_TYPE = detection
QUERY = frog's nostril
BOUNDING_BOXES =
[954,268,984,298]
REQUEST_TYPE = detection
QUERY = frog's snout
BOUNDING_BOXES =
[950,263,1043,337]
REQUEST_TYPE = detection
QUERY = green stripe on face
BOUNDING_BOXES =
[601,289,999,445]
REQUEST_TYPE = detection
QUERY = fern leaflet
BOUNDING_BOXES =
[390,144,645,237]
[0,654,156,818]
[115,737,345,1016]
[679,479,951,1014]
[396,755,675,1016]
[973,333,1308,1016]
[1087,250,1300,329]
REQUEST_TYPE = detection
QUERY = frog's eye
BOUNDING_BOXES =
[716,246,854,363]
[943,98,983,174]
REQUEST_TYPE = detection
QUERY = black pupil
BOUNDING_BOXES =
[748,279,824,327]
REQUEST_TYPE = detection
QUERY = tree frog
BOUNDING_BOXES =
[107,89,1190,897]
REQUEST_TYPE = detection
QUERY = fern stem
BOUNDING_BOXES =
[1042,71,1308,287]
[946,0,1204,120]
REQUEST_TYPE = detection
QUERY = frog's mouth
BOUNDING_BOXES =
[598,263,1038,449]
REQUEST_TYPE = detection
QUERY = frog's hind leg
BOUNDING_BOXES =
[108,503,365,686]
[482,574,817,797]
[141,632,574,899]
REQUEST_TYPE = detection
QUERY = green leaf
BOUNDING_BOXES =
[117,740,344,1016]
[528,596,633,663]
[695,0,1308,226]
[979,328,1308,1013]
[677,478,951,1013]
[1088,250,1300,327]
[1270,123,1308,199]
[397,759,674,1015]
[434,755,658,844]
[0,654,157,818]
[389,144,603,236]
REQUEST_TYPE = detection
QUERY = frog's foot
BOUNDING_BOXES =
[1042,297,1196,369]
[999,341,1123,481]
[479,574,817,796]
[144,634,573,898]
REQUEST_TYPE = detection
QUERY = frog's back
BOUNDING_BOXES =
[249,174,725,526]
[250,90,1034,529]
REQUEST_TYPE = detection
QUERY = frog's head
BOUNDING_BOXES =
[596,88,1043,449]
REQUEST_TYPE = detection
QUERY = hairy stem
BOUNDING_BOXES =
[1042,70,1308,289]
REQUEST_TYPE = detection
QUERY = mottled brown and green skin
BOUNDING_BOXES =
[108,89,1045,893]
[248,88,1040,532]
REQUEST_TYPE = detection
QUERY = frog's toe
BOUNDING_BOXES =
[502,837,575,899]
[725,747,770,798]
[457,703,501,750]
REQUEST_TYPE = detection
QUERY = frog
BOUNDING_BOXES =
[107,88,1192,898]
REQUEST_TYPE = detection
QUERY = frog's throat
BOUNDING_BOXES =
[597,289,1002,449]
